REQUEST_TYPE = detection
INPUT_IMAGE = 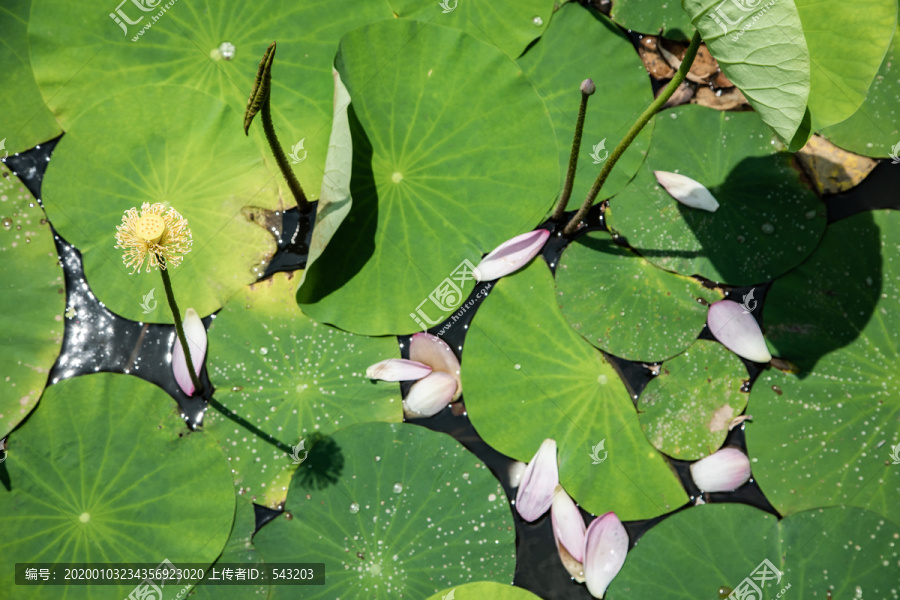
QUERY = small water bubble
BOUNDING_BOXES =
[392,482,403,493]
[374,456,381,462]
[805,210,817,220]
[1,218,11,229]
[219,41,236,60]
[259,347,268,355]
[514,364,521,370]
[736,235,745,244]
[532,15,543,26]
[761,222,775,234]
[349,502,360,514]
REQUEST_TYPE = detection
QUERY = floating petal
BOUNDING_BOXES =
[403,372,457,418]
[515,438,559,522]
[654,171,720,212]
[690,447,752,492]
[583,512,628,598]
[552,484,587,564]
[473,229,550,282]
[707,300,773,363]
[410,332,462,401]
[172,308,207,396]
[365,358,432,382]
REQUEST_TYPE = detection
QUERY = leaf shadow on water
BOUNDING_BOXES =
[761,208,883,377]
[291,433,345,492]
[618,153,887,377]
[295,104,376,306]
[623,155,826,283]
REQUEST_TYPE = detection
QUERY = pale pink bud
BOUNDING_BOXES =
[583,512,628,598]
[515,438,559,522]
[172,308,206,396]
[707,300,772,363]
[690,447,752,493]
[473,229,550,282]
[365,358,432,381]
[410,332,462,401]
[654,171,720,212]
[402,372,457,418]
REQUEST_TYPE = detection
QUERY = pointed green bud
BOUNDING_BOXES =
[244,41,276,135]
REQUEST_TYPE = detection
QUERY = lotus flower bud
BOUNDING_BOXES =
[515,438,559,522]
[365,358,432,382]
[473,229,550,282]
[403,371,457,418]
[581,79,596,95]
[690,447,751,493]
[654,171,720,212]
[172,308,207,396]
[410,332,462,400]
[583,512,628,598]
[707,300,773,363]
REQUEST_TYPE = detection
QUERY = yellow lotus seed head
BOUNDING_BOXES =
[115,202,193,273]
[135,213,166,244]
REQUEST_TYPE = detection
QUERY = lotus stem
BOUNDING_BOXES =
[552,79,596,221]
[562,30,703,237]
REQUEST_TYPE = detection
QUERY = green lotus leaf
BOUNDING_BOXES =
[28,0,400,200]
[638,340,749,460]
[0,373,235,599]
[609,503,900,598]
[682,0,811,149]
[795,0,897,131]
[191,501,268,600]
[747,211,900,527]
[41,84,281,322]
[463,260,688,520]
[607,105,826,285]
[556,230,722,362]
[611,0,694,40]
[297,19,558,335]
[517,2,655,210]
[205,271,402,509]
[0,0,61,154]
[426,582,543,600]
[253,422,516,599]
[388,0,554,59]
[821,25,900,158]
[0,165,64,438]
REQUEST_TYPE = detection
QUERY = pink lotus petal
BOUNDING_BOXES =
[654,171,720,212]
[172,308,207,396]
[365,358,432,382]
[403,371,457,418]
[410,332,462,401]
[473,229,550,282]
[707,300,772,363]
[583,512,628,598]
[515,438,559,522]
[690,447,751,493]
[552,484,587,564]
